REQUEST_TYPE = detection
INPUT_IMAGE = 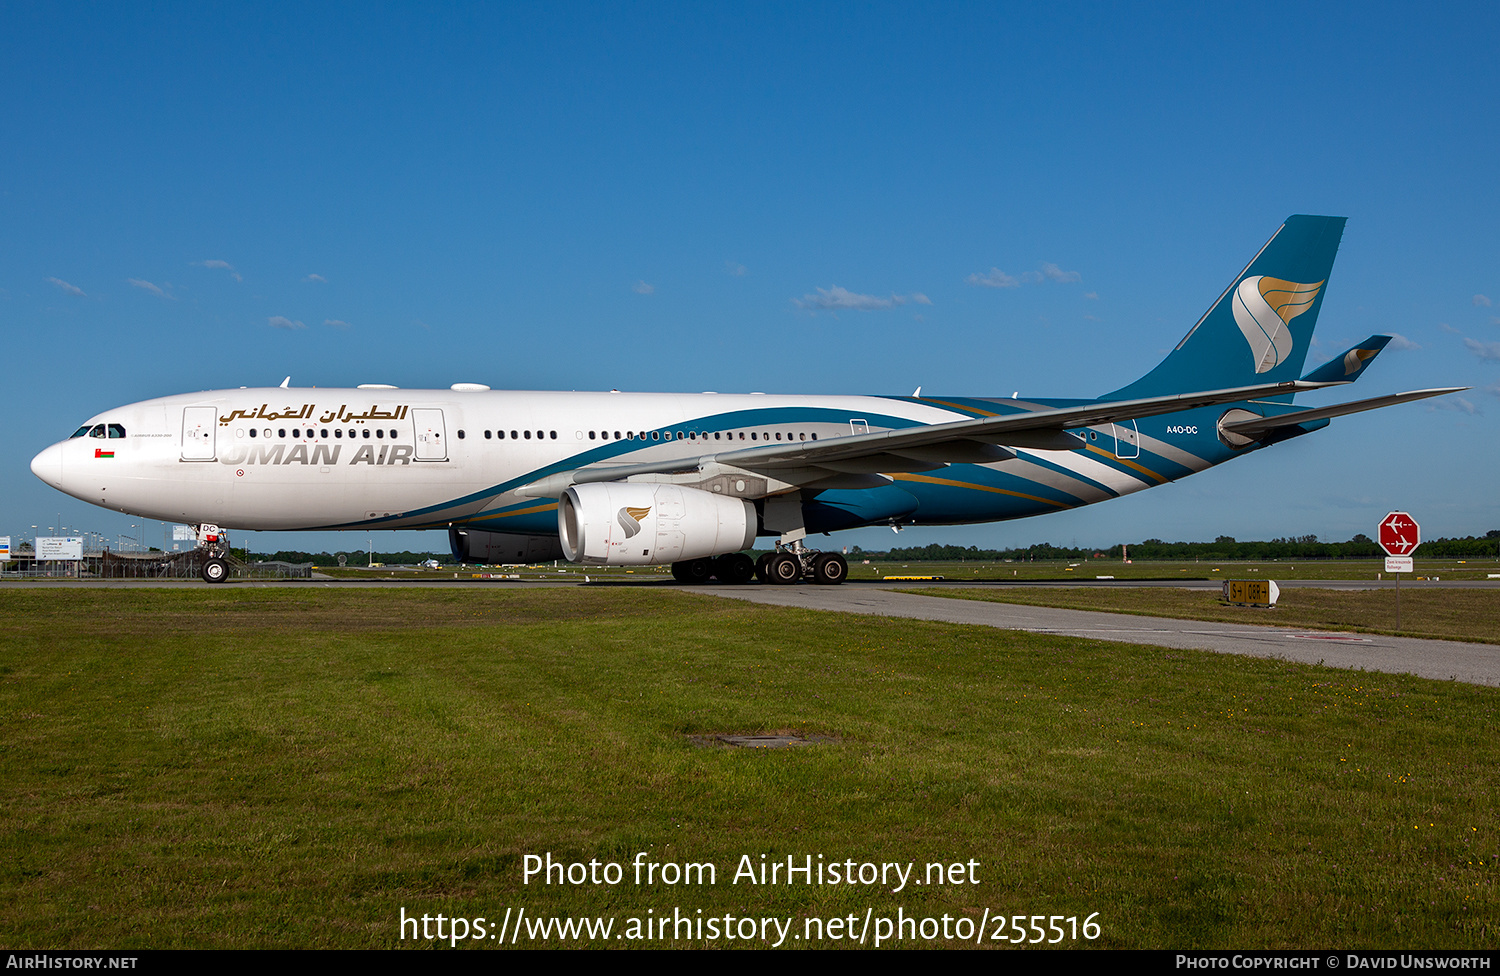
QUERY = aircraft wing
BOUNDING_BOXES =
[519,379,1343,496]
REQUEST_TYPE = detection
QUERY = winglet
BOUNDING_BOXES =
[1299,335,1392,384]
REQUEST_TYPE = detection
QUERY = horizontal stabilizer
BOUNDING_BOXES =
[1300,335,1392,383]
[1220,387,1468,437]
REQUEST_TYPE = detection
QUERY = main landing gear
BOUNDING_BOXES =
[672,545,847,585]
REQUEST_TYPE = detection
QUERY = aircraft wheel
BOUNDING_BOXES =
[672,557,713,584]
[812,553,848,585]
[201,558,229,584]
[718,552,756,585]
[755,553,773,584]
[766,552,802,585]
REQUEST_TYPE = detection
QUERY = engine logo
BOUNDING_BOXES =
[617,505,651,538]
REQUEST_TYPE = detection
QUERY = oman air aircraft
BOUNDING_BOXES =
[31,215,1460,583]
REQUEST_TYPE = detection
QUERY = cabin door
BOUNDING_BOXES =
[181,406,217,461]
[412,408,448,461]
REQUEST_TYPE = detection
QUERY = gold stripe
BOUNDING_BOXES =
[1083,445,1168,484]
[479,501,560,522]
[890,472,1072,508]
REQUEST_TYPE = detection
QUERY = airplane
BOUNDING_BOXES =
[30,215,1461,584]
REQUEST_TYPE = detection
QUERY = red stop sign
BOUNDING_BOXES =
[1378,511,1420,556]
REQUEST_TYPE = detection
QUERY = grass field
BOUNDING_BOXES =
[2,588,1497,949]
[902,586,1500,645]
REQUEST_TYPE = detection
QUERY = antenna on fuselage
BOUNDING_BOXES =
[279,377,291,388]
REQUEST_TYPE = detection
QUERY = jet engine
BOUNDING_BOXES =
[559,482,756,566]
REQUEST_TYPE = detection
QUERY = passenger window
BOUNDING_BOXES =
[279,428,287,438]
[550,431,556,439]
[457,430,465,439]
[589,431,596,440]
[511,430,518,439]
[321,428,329,438]
[362,429,371,439]
[333,429,341,438]
[376,429,384,439]
[524,430,531,439]
[484,430,492,439]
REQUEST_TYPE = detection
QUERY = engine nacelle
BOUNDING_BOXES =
[559,483,756,566]
[449,525,566,565]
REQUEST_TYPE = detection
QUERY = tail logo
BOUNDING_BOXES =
[1232,276,1324,373]
[1343,346,1379,375]
[617,506,651,539]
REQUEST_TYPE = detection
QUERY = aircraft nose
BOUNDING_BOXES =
[30,442,64,490]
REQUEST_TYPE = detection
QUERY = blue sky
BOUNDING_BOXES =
[5,2,1497,556]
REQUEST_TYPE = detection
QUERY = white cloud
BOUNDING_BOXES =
[794,286,930,311]
[268,316,306,330]
[1439,322,1461,333]
[725,262,747,277]
[1431,396,1480,415]
[1485,383,1500,399]
[128,278,172,299]
[633,280,654,295]
[1040,262,1081,283]
[324,319,351,329]
[1386,333,1421,350]
[1084,291,1099,300]
[965,268,1019,289]
[194,260,242,282]
[795,286,896,310]
[1474,294,1492,307]
[46,276,84,296]
[304,273,327,283]
[1464,338,1500,361]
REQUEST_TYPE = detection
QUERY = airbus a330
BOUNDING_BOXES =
[30,215,1459,583]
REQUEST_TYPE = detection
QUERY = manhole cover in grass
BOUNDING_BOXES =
[689,734,836,750]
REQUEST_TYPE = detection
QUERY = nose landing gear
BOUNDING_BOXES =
[195,523,232,583]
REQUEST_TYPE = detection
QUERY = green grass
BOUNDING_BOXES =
[900,586,1500,645]
[2,589,1497,948]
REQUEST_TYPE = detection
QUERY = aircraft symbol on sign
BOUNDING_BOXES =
[1378,511,1420,556]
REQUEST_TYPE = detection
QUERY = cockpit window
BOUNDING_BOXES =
[90,424,107,438]
[108,424,126,438]
[71,425,92,439]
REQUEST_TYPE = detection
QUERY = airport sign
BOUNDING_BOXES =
[1378,511,1419,556]
[36,536,84,560]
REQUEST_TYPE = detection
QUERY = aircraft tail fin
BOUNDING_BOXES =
[1106,215,1347,400]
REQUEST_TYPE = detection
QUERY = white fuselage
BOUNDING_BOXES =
[31,386,1013,532]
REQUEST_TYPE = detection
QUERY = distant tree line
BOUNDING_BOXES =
[244,549,458,565]
[853,530,1500,562]
[237,530,1500,566]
